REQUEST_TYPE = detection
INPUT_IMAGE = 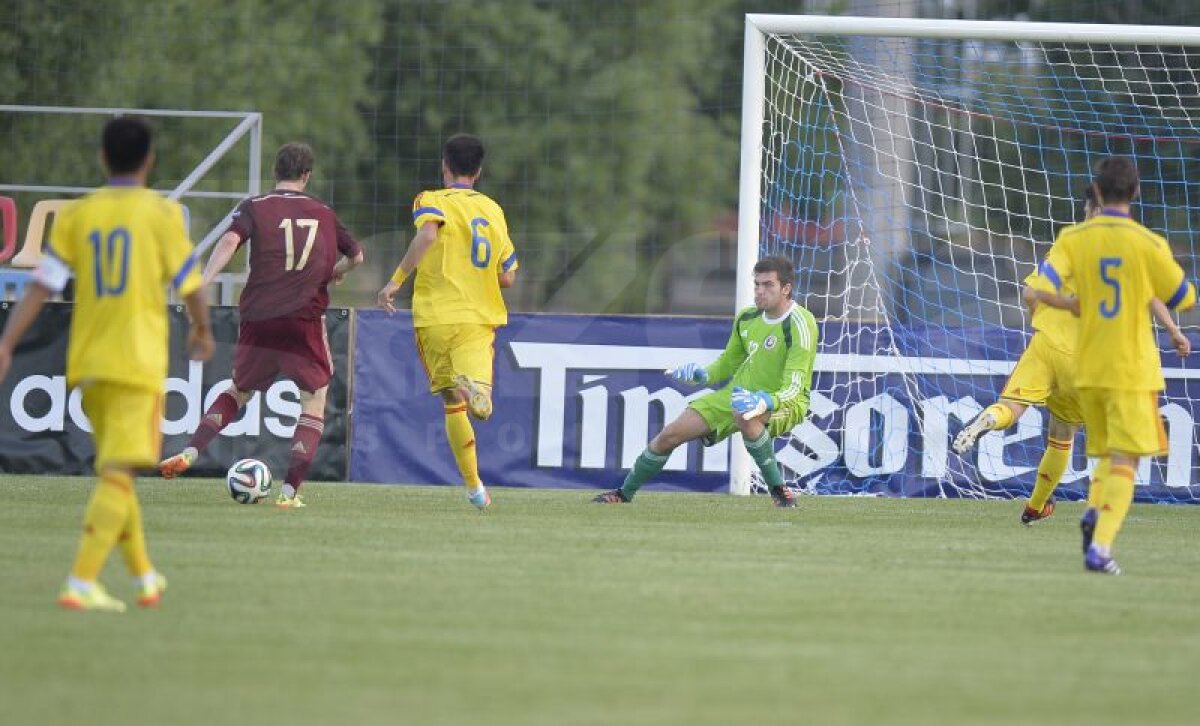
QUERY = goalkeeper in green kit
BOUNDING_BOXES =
[593,256,819,507]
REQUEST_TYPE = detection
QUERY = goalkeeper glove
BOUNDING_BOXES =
[731,386,774,420]
[666,363,708,385]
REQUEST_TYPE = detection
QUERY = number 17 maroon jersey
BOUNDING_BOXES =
[225,190,362,321]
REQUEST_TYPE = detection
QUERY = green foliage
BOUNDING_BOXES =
[370,1,746,311]
[2,0,381,242]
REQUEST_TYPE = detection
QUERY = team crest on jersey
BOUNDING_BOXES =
[764,335,777,349]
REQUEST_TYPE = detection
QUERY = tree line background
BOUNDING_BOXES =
[3,0,1199,315]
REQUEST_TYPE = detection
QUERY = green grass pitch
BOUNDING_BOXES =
[1,477,1198,726]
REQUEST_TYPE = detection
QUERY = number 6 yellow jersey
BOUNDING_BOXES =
[41,184,203,393]
[1033,211,1196,391]
[410,184,518,328]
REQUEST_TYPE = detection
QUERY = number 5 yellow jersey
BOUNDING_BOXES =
[44,184,203,393]
[410,185,517,328]
[1033,212,1196,391]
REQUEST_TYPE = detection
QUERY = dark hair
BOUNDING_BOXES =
[102,116,153,175]
[274,142,314,181]
[753,256,795,289]
[1092,156,1139,204]
[443,134,485,177]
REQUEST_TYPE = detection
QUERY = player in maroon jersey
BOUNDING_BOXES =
[159,143,364,508]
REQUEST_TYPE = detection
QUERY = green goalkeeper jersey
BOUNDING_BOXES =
[704,302,819,412]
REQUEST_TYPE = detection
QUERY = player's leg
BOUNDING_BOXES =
[114,387,169,606]
[61,383,157,612]
[451,325,496,421]
[754,403,810,507]
[161,320,272,478]
[418,325,490,509]
[1074,389,1107,556]
[1022,413,1078,525]
[160,384,254,478]
[439,387,490,509]
[275,317,337,508]
[734,408,793,507]
[1085,451,1135,575]
[60,463,133,612]
[275,386,327,509]
[1086,392,1165,574]
[594,407,712,503]
[954,338,1050,454]
[953,399,1026,454]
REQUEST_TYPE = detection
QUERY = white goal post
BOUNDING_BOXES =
[733,15,1200,500]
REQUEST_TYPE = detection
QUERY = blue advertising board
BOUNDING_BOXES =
[351,311,1199,503]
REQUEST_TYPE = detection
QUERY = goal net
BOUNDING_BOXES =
[737,16,1200,502]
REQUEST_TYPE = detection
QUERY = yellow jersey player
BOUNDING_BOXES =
[0,117,213,611]
[954,188,1189,525]
[1032,156,1196,575]
[376,134,517,510]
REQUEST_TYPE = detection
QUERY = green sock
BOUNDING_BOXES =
[744,429,784,489]
[620,448,670,499]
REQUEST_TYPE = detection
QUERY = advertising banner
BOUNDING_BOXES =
[0,303,351,480]
[350,311,1199,503]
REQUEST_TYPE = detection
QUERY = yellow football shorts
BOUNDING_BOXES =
[80,381,164,472]
[1076,388,1168,457]
[999,332,1083,425]
[414,323,496,393]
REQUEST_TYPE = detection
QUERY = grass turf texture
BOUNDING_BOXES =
[1,477,1197,726]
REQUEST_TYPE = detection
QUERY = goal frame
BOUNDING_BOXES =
[732,14,1200,495]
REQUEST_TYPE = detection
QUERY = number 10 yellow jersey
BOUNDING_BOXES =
[45,185,202,392]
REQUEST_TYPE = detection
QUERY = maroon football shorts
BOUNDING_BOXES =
[233,316,333,393]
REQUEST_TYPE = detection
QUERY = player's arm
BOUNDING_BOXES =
[1020,283,1039,314]
[377,221,438,314]
[1150,298,1190,357]
[1028,248,1079,315]
[201,200,255,287]
[1148,241,1197,314]
[0,251,71,380]
[332,250,365,285]
[159,201,215,361]
[332,217,366,285]
[688,315,748,385]
[497,224,518,289]
[201,231,242,286]
[182,286,214,361]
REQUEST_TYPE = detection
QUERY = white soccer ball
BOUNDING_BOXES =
[227,458,272,504]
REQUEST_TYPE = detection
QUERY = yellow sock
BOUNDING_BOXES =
[1028,437,1071,511]
[69,470,133,582]
[984,403,1016,430]
[118,487,153,578]
[1086,459,1110,509]
[445,404,482,489]
[1094,463,1136,548]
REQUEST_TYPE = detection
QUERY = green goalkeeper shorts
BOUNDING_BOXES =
[688,387,809,446]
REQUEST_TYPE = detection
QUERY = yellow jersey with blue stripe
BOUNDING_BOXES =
[1023,268,1077,354]
[411,184,517,328]
[1033,212,1196,391]
[42,184,202,392]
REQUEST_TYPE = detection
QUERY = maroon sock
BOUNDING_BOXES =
[187,392,242,452]
[284,414,324,491]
